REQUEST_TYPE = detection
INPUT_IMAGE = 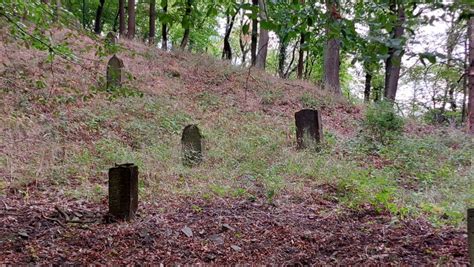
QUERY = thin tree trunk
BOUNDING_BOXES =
[127,0,136,39]
[364,71,372,103]
[467,17,474,134]
[462,36,468,123]
[82,0,87,29]
[297,33,305,79]
[119,0,126,36]
[384,1,405,101]
[161,0,168,50]
[149,0,156,44]
[255,0,268,69]
[278,37,288,78]
[180,0,192,49]
[94,0,106,34]
[323,0,341,94]
[54,0,61,22]
[222,9,238,60]
[250,0,258,65]
[284,40,298,78]
[113,8,120,32]
[296,0,306,79]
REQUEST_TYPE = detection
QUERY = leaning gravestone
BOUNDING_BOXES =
[106,32,118,45]
[181,125,203,166]
[108,163,138,221]
[295,109,323,149]
[106,55,124,89]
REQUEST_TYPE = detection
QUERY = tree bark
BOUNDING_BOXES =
[255,0,268,69]
[384,2,405,101]
[149,0,156,44]
[323,0,341,94]
[119,0,126,36]
[54,0,61,22]
[82,0,87,29]
[250,0,258,65]
[278,38,288,78]
[94,0,106,34]
[467,17,474,134]
[297,33,305,79]
[296,0,306,79]
[127,0,136,39]
[161,0,168,50]
[222,9,238,60]
[180,0,192,49]
[364,71,372,103]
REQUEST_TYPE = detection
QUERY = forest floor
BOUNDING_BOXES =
[1,185,468,264]
[0,26,472,264]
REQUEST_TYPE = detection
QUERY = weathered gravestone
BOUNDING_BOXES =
[106,55,124,89]
[468,208,474,264]
[106,32,118,45]
[108,163,138,220]
[181,124,203,166]
[295,109,323,149]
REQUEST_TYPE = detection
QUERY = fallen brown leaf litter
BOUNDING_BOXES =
[0,189,468,265]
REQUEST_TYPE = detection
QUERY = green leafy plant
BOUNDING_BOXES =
[362,101,404,146]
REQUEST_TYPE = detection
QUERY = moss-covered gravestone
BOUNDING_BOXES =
[295,109,323,149]
[108,163,138,220]
[181,125,203,166]
[106,55,124,89]
[106,32,118,45]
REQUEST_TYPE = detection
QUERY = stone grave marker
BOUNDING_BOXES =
[295,109,323,149]
[181,124,203,166]
[108,163,138,220]
[106,55,124,89]
[106,31,118,45]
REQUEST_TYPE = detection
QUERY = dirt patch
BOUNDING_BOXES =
[0,189,467,265]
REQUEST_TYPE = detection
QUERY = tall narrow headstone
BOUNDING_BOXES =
[295,109,323,149]
[181,125,203,166]
[106,32,118,45]
[106,55,124,89]
[468,208,474,264]
[108,163,138,220]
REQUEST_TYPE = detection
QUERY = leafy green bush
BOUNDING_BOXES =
[362,101,404,146]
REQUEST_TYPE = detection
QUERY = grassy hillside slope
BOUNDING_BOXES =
[0,27,472,264]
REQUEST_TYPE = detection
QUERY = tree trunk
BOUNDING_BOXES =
[161,0,168,50]
[250,0,258,65]
[119,0,126,36]
[278,37,287,78]
[462,35,468,123]
[180,0,192,50]
[467,17,474,134]
[54,0,61,22]
[384,2,405,101]
[222,9,238,60]
[127,0,136,39]
[149,0,156,44]
[297,33,305,79]
[255,0,268,69]
[364,71,372,103]
[323,0,341,94]
[94,0,106,34]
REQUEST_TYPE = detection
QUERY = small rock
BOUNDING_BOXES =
[230,245,242,252]
[205,253,217,261]
[18,232,29,239]
[181,226,193,237]
[221,223,235,232]
[209,234,224,245]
